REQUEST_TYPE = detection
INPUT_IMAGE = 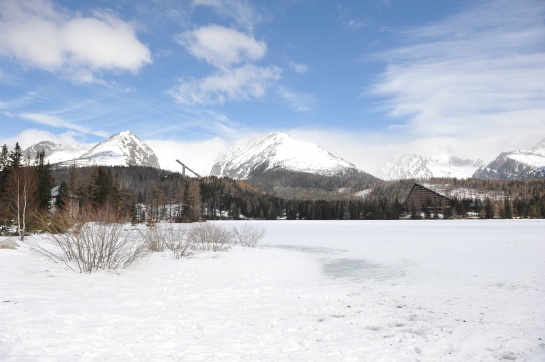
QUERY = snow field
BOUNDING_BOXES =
[1,220,544,361]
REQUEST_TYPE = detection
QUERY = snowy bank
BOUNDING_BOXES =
[1,220,544,361]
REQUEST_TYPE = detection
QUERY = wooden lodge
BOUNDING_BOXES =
[404,183,452,214]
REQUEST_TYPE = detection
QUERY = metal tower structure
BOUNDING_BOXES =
[175,159,201,178]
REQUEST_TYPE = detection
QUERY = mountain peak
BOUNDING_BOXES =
[474,139,545,179]
[211,133,368,180]
[111,130,136,139]
[79,131,160,168]
[23,131,160,169]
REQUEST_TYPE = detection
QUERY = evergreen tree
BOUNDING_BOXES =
[35,150,54,211]
[9,143,22,169]
[504,199,513,219]
[484,198,494,219]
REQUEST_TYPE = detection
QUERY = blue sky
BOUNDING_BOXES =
[1,0,544,174]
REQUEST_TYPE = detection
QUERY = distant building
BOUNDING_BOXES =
[50,186,80,218]
[404,184,451,214]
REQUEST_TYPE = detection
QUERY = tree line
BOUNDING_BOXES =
[0,143,54,239]
[2,140,545,240]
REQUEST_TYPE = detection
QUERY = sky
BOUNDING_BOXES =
[1,0,544,175]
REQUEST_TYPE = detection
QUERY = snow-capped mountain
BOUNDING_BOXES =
[76,131,160,168]
[25,131,160,169]
[379,154,484,180]
[211,132,370,179]
[23,141,88,164]
[472,138,545,179]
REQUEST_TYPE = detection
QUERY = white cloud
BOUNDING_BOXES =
[18,112,109,138]
[177,25,266,70]
[0,0,151,79]
[171,24,280,105]
[169,64,281,105]
[191,0,260,30]
[288,62,308,74]
[146,137,231,175]
[0,129,85,149]
[277,87,314,112]
[369,0,545,145]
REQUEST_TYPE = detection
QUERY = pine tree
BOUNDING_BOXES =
[9,143,22,169]
[485,198,494,219]
[35,150,54,212]
[504,199,513,219]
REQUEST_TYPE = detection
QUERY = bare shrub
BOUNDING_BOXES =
[233,223,266,247]
[188,223,233,252]
[141,223,191,259]
[141,224,167,252]
[30,208,148,273]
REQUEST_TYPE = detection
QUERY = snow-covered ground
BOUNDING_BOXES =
[1,220,544,361]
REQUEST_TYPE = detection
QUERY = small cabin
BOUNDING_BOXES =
[404,183,451,214]
[50,186,80,218]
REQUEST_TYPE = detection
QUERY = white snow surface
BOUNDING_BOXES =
[211,132,360,179]
[1,220,544,361]
[380,154,484,180]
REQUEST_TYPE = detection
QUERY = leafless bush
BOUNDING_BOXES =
[140,224,167,252]
[30,208,148,273]
[188,223,233,252]
[141,223,191,259]
[233,223,266,247]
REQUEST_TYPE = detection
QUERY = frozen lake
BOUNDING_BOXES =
[1,220,544,361]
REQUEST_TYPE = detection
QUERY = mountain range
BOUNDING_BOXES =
[473,138,545,179]
[22,130,545,182]
[24,131,160,169]
[379,154,484,180]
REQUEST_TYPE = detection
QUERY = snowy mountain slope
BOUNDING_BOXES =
[26,131,161,169]
[77,131,160,168]
[210,132,370,179]
[473,137,545,179]
[379,154,484,180]
[23,141,88,164]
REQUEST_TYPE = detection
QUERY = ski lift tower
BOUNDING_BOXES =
[175,159,201,178]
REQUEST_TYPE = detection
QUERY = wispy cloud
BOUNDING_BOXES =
[18,112,109,138]
[0,129,86,149]
[169,65,281,105]
[191,0,261,30]
[288,62,308,74]
[278,87,314,112]
[0,0,151,81]
[369,0,545,140]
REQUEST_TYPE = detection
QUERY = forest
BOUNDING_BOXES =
[2,142,545,237]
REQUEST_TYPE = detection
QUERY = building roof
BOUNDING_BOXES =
[404,183,451,206]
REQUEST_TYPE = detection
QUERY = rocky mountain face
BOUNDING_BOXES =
[210,132,375,181]
[24,131,160,169]
[472,138,545,179]
[379,154,484,180]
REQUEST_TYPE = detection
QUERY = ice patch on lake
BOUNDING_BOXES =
[322,258,405,281]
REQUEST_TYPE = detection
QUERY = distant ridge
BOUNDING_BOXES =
[473,137,545,179]
[25,131,160,169]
